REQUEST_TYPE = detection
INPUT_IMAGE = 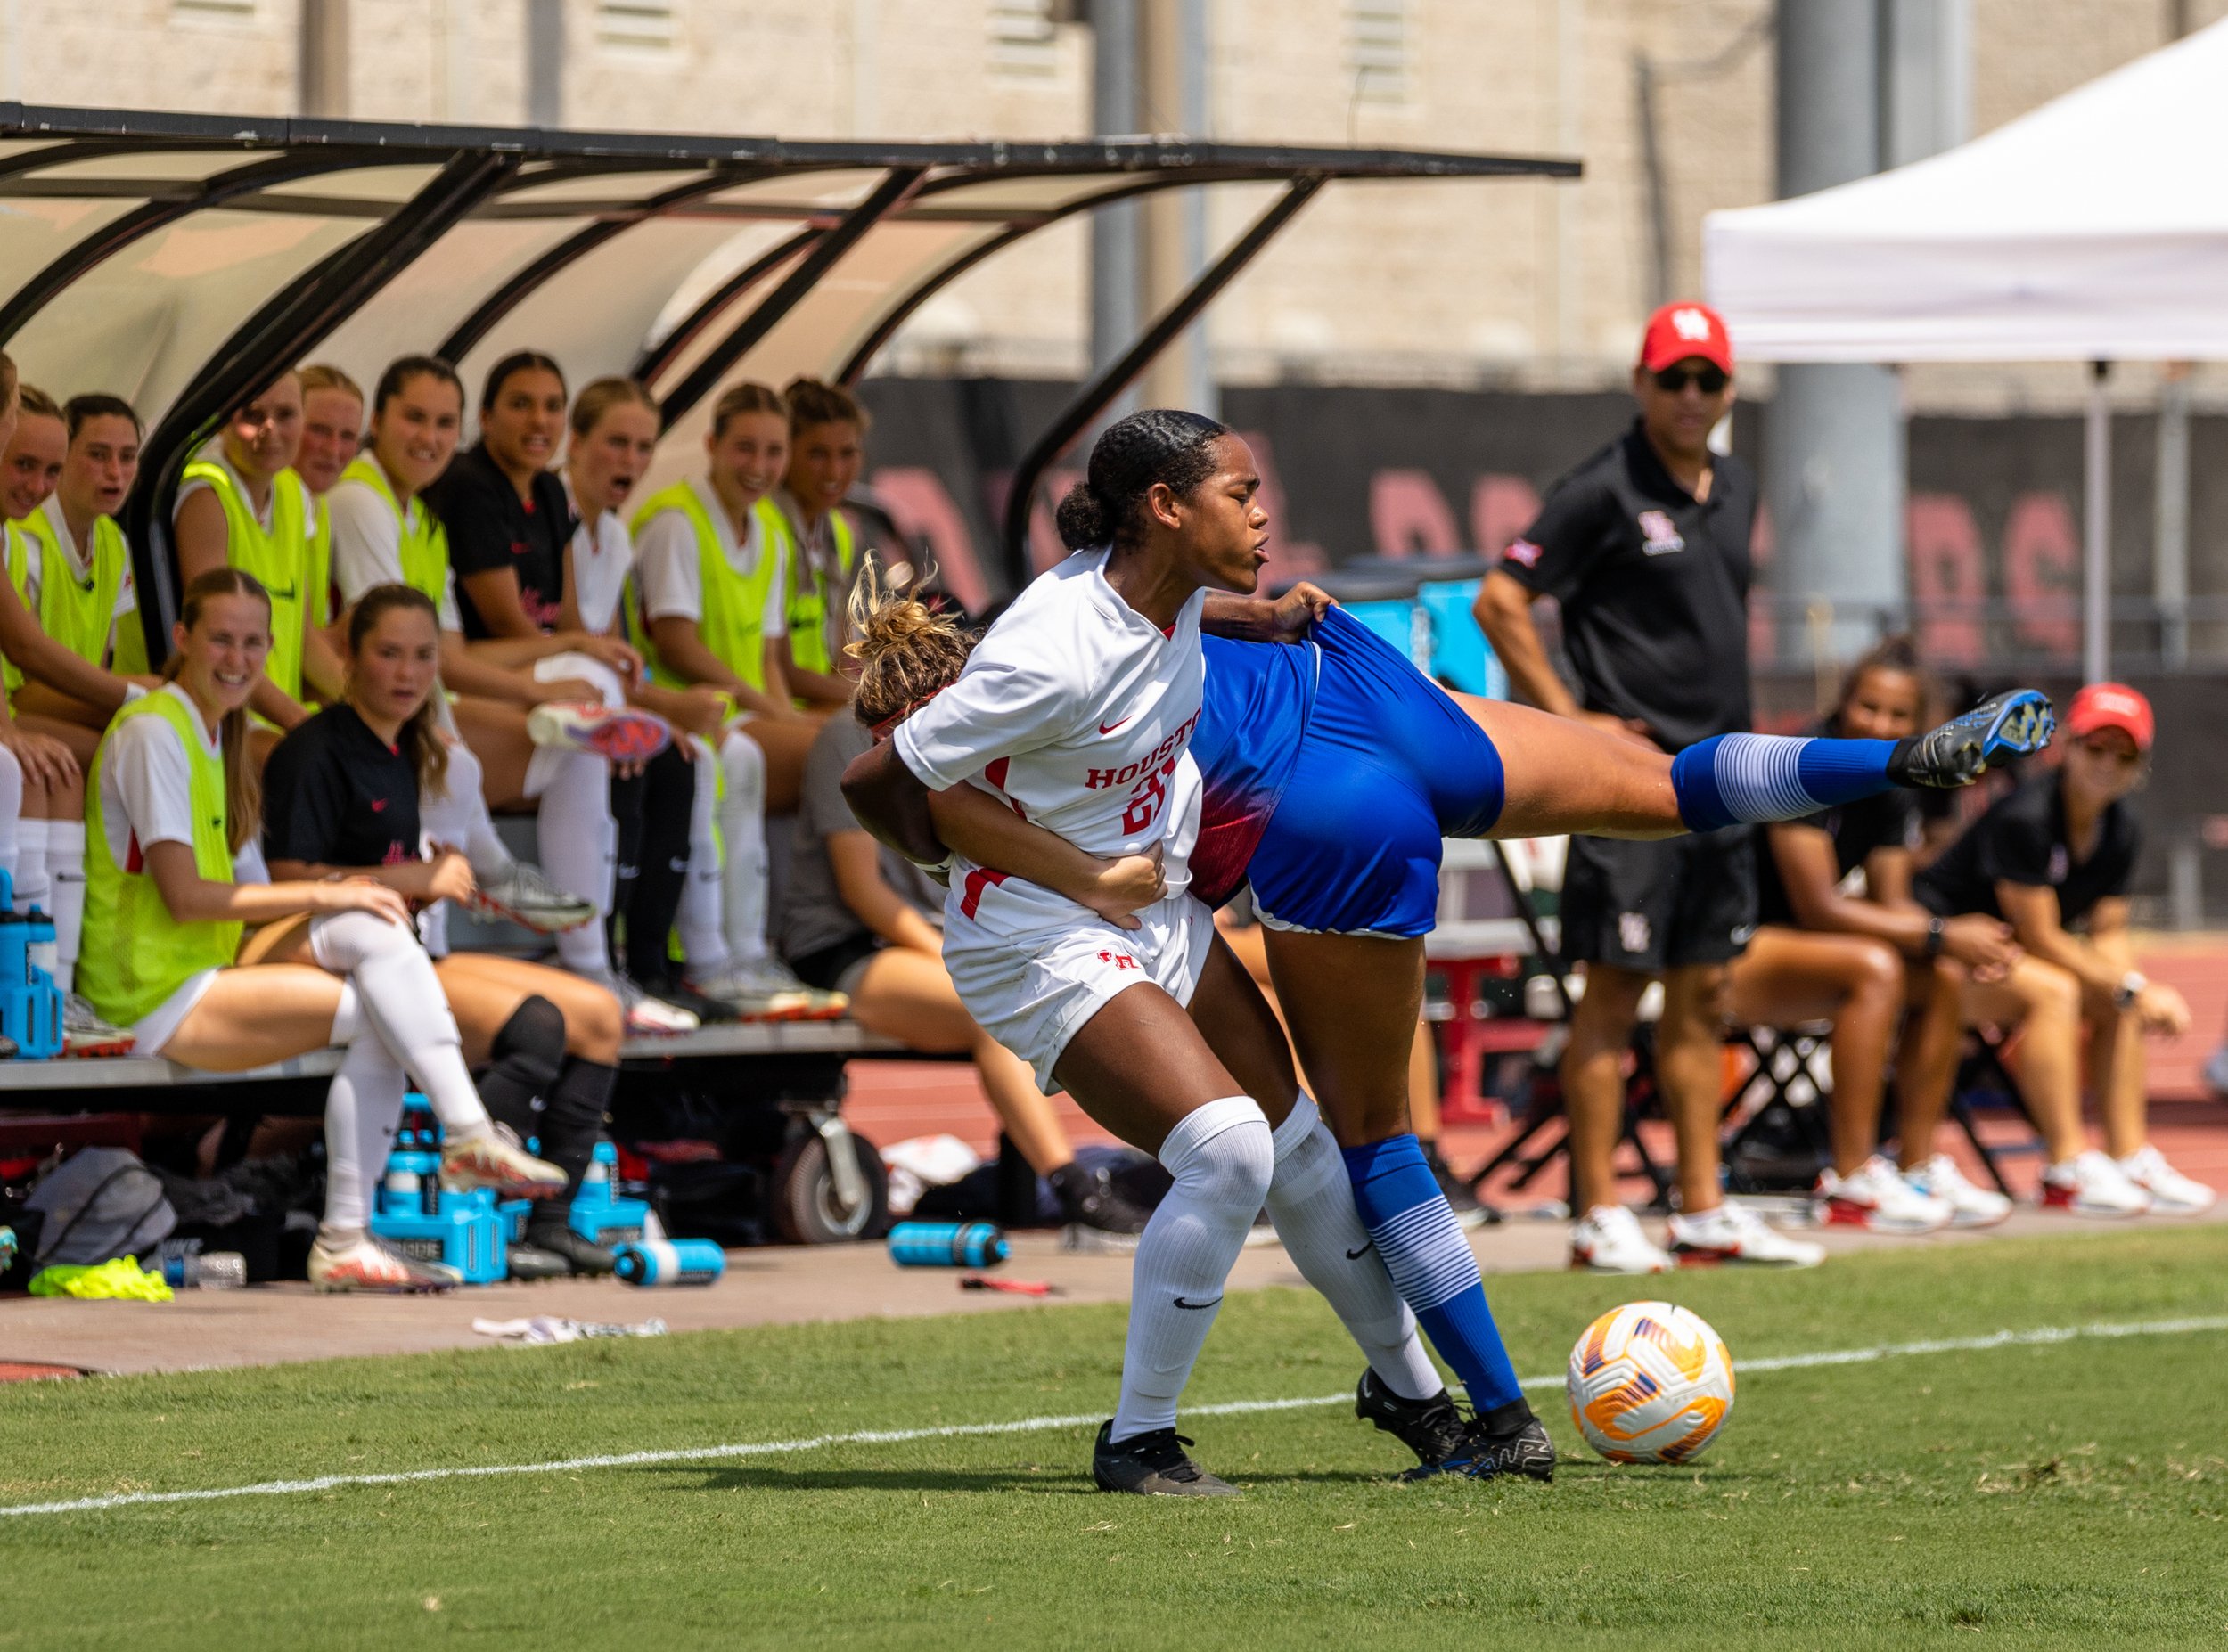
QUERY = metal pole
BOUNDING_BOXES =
[299,0,351,118]
[2083,359,2110,683]
[1092,0,1142,421]
[1765,0,1903,662]
[2155,363,2190,670]
[525,0,564,128]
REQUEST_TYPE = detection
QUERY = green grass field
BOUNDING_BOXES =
[4,1225,2227,1651]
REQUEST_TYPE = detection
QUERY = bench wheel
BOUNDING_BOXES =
[772,1129,889,1244]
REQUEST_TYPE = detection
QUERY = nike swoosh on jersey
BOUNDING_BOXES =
[1345,1244,1372,1261]
[1172,1296,1222,1311]
[1098,715,1134,734]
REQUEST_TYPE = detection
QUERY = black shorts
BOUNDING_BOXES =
[1560,826,1757,973]
[789,933,883,995]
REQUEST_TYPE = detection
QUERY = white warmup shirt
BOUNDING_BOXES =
[98,683,270,885]
[893,548,1205,942]
[326,475,464,632]
[634,478,788,639]
[560,478,634,638]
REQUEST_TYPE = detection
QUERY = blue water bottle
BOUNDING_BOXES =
[887,1221,1009,1268]
[612,1239,725,1287]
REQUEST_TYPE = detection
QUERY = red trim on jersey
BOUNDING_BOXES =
[124,831,143,875]
[984,756,1010,792]
[960,866,1009,920]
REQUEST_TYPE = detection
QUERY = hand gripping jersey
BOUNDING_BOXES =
[893,548,1205,943]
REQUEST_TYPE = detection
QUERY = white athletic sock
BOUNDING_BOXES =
[0,744,21,891]
[13,815,50,915]
[532,748,616,975]
[46,819,86,994]
[716,726,769,964]
[678,735,732,973]
[319,1030,407,1239]
[422,739,515,881]
[1110,1097,1275,1443]
[1263,1095,1439,1402]
[310,908,491,1141]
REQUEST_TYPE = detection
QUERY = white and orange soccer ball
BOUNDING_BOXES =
[1565,1301,1736,1464]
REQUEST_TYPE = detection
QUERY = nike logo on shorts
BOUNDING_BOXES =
[1173,1296,1222,1311]
[1345,1244,1372,1261]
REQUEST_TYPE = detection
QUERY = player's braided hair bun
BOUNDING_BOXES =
[848,557,978,732]
[1054,407,1231,552]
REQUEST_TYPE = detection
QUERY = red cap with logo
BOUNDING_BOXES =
[2065,682,2154,750]
[1638,301,1735,375]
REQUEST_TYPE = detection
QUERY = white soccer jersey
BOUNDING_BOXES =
[893,548,1205,941]
[560,477,634,637]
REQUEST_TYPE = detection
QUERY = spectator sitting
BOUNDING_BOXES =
[1913,683,2211,1215]
[1725,639,2019,1231]
[777,697,1150,1237]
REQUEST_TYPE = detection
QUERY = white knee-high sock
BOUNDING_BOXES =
[422,739,514,880]
[678,735,731,973]
[1263,1095,1440,1401]
[717,726,769,963]
[310,909,491,1141]
[46,819,86,994]
[320,1028,407,1239]
[1110,1097,1275,1443]
[532,748,616,975]
[0,744,22,890]
[13,815,50,915]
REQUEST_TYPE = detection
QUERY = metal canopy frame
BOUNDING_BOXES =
[0,103,1577,658]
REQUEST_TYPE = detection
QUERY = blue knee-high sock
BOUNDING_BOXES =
[1341,1134,1526,1417]
[1670,733,1899,832]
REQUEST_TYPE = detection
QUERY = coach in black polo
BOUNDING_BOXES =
[1476,301,1805,1272]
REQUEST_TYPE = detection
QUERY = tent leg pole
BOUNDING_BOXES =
[2083,360,2110,684]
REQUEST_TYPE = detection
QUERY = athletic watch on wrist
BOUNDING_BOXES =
[2113,969,2148,1009]
[1924,916,1945,956]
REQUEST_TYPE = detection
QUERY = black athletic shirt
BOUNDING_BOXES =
[1501,417,1757,752]
[262,704,422,871]
[1753,724,1921,928]
[423,443,575,640]
[1914,773,2139,928]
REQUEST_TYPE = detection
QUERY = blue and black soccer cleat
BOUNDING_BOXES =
[1888,688,2055,789]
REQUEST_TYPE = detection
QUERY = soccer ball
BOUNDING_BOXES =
[1565,1301,1736,1464]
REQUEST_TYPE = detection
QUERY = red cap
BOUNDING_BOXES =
[2065,682,2154,750]
[1638,301,1735,374]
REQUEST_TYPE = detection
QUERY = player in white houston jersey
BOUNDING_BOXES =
[846,409,1446,1498]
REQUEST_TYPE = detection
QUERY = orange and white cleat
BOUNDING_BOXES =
[308,1233,460,1293]
[527,700,672,765]
[439,1130,568,1198]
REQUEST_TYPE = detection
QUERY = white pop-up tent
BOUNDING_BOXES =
[1702,19,2228,677]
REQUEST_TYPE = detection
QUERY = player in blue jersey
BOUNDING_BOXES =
[849,419,2052,1485]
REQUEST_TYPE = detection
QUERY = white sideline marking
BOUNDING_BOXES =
[4,1314,2224,1520]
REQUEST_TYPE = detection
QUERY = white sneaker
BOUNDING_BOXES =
[1903,1154,2013,1228]
[583,969,700,1036]
[2040,1149,2151,1217]
[1668,1200,1827,1267]
[2117,1144,2216,1214]
[688,958,848,1022]
[1816,1156,1953,1234]
[1569,1204,1673,1273]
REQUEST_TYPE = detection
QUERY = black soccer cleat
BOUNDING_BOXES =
[1888,689,2055,789]
[1400,1405,1557,1484]
[1356,1370,1472,1473]
[1052,1161,1154,1236]
[524,1222,618,1277]
[1092,1421,1241,1496]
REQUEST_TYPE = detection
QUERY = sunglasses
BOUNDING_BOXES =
[1652,364,1729,395]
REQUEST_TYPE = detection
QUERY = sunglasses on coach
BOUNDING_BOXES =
[1652,364,1730,395]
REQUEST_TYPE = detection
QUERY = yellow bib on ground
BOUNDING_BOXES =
[340,454,451,610]
[80,690,241,1027]
[628,479,781,696]
[183,460,315,702]
[780,502,856,680]
[4,508,144,703]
